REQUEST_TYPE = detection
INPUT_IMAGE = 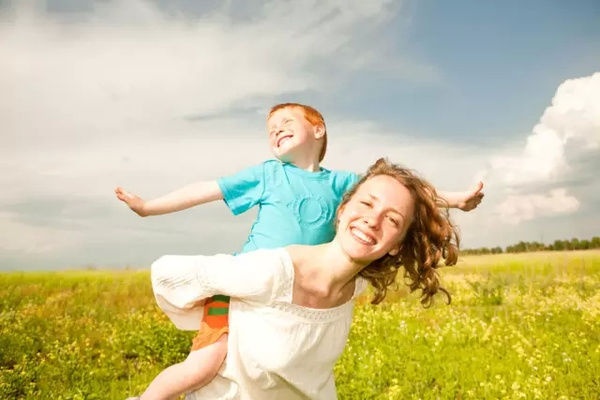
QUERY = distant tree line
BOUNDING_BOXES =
[462,236,600,255]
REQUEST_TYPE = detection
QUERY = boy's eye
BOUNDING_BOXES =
[359,200,371,207]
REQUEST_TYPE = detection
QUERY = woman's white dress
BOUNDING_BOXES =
[151,248,366,400]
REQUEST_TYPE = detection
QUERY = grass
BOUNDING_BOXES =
[1,250,599,399]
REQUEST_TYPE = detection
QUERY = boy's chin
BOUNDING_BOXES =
[275,153,294,163]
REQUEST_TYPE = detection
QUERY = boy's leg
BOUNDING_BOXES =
[140,335,228,400]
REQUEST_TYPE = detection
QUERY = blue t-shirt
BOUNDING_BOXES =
[217,160,359,253]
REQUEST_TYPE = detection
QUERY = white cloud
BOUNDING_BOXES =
[0,0,399,154]
[490,72,600,186]
[484,72,600,224]
[495,189,580,225]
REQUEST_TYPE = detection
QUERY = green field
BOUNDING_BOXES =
[1,251,599,399]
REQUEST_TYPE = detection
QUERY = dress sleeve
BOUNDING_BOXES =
[151,249,292,330]
[217,162,266,215]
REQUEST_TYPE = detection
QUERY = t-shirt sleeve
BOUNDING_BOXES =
[217,163,266,215]
[335,171,360,196]
[151,249,291,330]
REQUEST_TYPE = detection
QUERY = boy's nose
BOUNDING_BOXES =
[270,127,283,136]
[272,128,282,137]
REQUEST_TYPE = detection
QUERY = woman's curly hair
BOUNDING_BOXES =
[338,158,460,307]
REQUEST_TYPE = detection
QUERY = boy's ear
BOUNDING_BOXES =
[314,124,325,140]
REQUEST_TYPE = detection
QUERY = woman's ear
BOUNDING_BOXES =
[388,244,401,256]
[335,205,346,227]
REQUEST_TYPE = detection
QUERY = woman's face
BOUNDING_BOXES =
[336,174,414,264]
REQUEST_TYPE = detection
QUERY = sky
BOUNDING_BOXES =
[2,0,599,270]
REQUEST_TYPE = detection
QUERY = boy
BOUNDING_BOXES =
[117,103,483,399]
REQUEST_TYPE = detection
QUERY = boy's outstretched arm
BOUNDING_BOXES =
[115,181,223,217]
[437,182,484,211]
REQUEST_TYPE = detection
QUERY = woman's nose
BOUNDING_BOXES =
[363,214,380,229]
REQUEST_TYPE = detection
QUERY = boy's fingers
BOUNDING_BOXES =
[115,187,135,203]
[115,187,129,197]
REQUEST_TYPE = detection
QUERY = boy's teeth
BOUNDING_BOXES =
[279,137,291,147]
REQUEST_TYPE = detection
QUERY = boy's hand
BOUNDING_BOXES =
[456,182,484,211]
[115,187,147,216]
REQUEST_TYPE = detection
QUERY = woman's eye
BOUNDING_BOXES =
[387,216,399,226]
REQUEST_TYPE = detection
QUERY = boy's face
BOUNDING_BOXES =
[267,107,324,163]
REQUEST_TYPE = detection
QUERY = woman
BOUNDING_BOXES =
[151,158,459,400]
